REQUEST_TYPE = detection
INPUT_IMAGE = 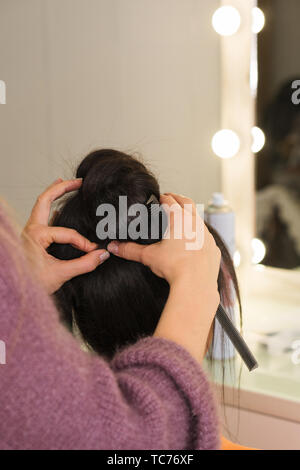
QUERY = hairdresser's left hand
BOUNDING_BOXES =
[23,178,109,295]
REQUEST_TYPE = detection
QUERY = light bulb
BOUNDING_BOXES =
[251,238,266,264]
[291,340,300,365]
[233,250,241,268]
[212,6,241,36]
[251,126,265,153]
[254,264,265,272]
[252,7,265,34]
[211,129,240,159]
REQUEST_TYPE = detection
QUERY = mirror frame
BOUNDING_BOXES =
[220,0,300,300]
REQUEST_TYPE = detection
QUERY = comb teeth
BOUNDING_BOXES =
[146,194,161,219]
[149,203,161,218]
[146,194,159,206]
[145,194,168,240]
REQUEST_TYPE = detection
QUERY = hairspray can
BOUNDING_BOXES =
[205,193,236,360]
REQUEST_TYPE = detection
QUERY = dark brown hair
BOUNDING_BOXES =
[48,149,241,359]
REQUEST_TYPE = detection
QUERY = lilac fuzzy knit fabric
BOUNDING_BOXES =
[0,204,220,450]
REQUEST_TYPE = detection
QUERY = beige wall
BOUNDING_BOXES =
[0,0,221,223]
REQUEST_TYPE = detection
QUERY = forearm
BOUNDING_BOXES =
[0,274,219,450]
[0,209,219,449]
[154,274,219,362]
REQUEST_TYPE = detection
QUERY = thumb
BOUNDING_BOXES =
[107,241,147,264]
[58,249,110,283]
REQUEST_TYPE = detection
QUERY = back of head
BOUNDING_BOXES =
[49,149,241,362]
[48,149,169,358]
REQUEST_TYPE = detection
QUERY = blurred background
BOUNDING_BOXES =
[256,0,300,269]
[0,0,221,223]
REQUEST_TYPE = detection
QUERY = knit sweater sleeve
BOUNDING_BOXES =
[0,206,220,450]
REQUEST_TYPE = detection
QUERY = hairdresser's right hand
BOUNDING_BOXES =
[108,193,220,290]
[107,194,221,362]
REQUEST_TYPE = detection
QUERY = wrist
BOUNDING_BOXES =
[154,274,219,363]
[170,271,220,307]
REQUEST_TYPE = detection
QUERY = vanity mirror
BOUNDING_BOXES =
[256,0,300,270]
[219,0,300,286]
[216,0,300,449]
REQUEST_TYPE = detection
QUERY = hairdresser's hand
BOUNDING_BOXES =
[107,193,221,362]
[23,178,109,295]
[107,193,220,289]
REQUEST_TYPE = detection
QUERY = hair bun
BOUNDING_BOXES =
[71,149,165,244]
[76,149,123,179]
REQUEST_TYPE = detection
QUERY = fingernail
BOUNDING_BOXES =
[99,251,110,263]
[107,241,119,254]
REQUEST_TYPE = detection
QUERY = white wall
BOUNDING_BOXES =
[0,0,221,223]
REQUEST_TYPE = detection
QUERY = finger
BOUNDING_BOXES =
[204,224,219,250]
[159,193,180,208]
[49,210,59,226]
[51,178,64,186]
[160,194,182,238]
[59,249,110,283]
[107,240,147,264]
[164,192,196,214]
[40,226,98,251]
[29,178,83,226]
[31,178,64,226]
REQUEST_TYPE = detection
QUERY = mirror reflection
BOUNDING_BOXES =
[256,0,300,269]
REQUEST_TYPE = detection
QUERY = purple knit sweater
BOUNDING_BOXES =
[0,204,220,450]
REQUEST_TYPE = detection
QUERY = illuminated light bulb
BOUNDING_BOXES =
[233,250,241,268]
[211,129,240,159]
[251,238,266,264]
[291,340,300,365]
[254,264,265,272]
[251,126,265,153]
[212,6,241,36]
[252,7,265,34]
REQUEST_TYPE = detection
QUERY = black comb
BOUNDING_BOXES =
[216,304,258,371]
[143,194,168,244]
[146,195,258,372]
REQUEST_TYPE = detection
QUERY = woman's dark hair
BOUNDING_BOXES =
[48,149,241,359]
